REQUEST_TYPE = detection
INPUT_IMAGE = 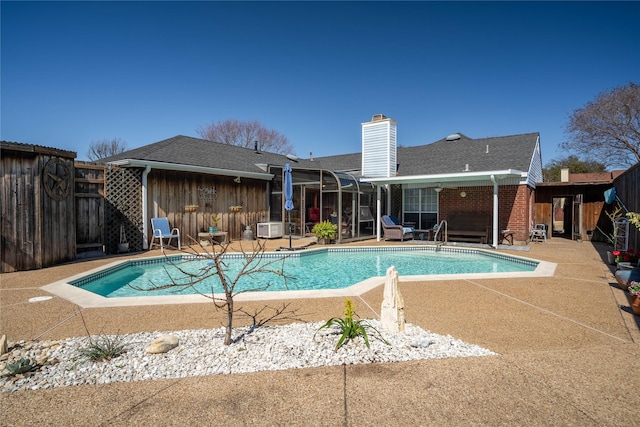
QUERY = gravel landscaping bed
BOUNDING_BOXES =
[1,321,496,393]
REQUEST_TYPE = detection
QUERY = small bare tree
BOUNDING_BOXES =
[135,238,300,345]
[563,82,640,169]
[197,118,294,155]
[87,137,128,161]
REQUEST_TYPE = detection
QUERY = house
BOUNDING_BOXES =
[101,115,542,251]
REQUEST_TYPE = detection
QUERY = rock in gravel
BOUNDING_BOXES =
[0,335,7,356]
[145,334,179,354]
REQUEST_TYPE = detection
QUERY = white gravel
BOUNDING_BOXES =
[1,321,496,393]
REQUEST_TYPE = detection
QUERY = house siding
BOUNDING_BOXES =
[146,169,269,245]
[438,184,531,242]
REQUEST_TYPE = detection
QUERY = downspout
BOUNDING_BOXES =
[142,165,152,249]
[376,185,382,241]
[490,174,499,249]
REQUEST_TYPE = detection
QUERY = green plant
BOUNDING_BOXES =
[627,212,640,230]
[596,204,625,246]
[76,334,128,362]
[316,298,389,351]
[312,220,337,241]
[211,214,221,225]
[5,358,37,376]
[629,281,640,297]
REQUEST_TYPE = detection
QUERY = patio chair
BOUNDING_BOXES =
[529,222,547,243]
[341,215,352,238]
[150,217,181,250]
[381,215,414,241]
[308,207,320,223]
[306,207,321,233]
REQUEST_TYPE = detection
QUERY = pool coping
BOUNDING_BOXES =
[42,246,557,308]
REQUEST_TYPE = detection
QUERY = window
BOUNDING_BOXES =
[403,188,438,229]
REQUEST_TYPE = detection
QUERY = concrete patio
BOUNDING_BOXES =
[1,237,639,426]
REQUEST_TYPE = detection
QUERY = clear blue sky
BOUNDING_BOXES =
[2,1,639,166]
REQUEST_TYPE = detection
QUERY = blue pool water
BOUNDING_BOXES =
[73,248,537,298]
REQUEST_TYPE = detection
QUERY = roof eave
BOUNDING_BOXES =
[107,159,274,181]
[363,169,526,185]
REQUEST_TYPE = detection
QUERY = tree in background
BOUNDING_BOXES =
[542,155,606,182]
[198,119,294,154]
[86,137,128,161]
[563,82,640,169]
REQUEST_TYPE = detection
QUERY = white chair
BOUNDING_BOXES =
[150,217,181,250]
[529,222,547,243]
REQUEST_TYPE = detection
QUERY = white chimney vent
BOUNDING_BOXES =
[362,115,397,178]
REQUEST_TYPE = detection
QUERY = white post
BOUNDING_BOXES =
[376,185,382,241]
[491,175,499,248]
[142,165,152,249]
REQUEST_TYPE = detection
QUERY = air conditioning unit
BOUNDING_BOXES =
[257,222,283,238]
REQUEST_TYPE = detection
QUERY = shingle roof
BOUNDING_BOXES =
[395,133,538,175]
[101,135,296,175]
[101,132,539,177]
[309,132,540,176]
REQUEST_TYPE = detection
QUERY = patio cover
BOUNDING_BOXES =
[365,169,526,247]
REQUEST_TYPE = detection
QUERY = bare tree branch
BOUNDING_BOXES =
[86,138,128,161]
[197,118,294,155]
[130,236,296,345]
[562,82,640,169]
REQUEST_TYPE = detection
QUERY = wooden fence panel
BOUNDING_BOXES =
[614,163,640,250]
[75,162,105,255]
[1,153,39,271]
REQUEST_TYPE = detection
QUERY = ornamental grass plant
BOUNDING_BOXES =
[316,298,389,351]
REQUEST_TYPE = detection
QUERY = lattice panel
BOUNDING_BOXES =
[105,167,143,254]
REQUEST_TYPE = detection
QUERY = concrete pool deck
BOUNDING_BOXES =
[1,237,639,426]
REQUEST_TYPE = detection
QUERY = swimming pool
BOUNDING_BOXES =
[59,246,546,300]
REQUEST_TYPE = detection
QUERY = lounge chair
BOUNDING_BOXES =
[381,215,414,241]
[529,222,547,243]
[150,217,181,250]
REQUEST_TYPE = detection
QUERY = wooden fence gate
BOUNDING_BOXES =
[74,162,105,256]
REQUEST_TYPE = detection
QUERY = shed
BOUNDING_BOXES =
[1,141,77,272]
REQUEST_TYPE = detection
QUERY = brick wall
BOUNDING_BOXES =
[439,184,531,243]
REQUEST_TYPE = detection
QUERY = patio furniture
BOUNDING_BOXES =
[306,207,321,233]
[150,217,181,250]
[445,214,491,244]
[381,215,414,241]
[501,229,514,245]
[529,222,547,243]
[197,231,228,246]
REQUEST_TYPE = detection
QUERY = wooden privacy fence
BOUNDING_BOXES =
[613,163,640,250]
[75,162,105,256]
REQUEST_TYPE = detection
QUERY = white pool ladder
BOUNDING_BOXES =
[433,220,447,243]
